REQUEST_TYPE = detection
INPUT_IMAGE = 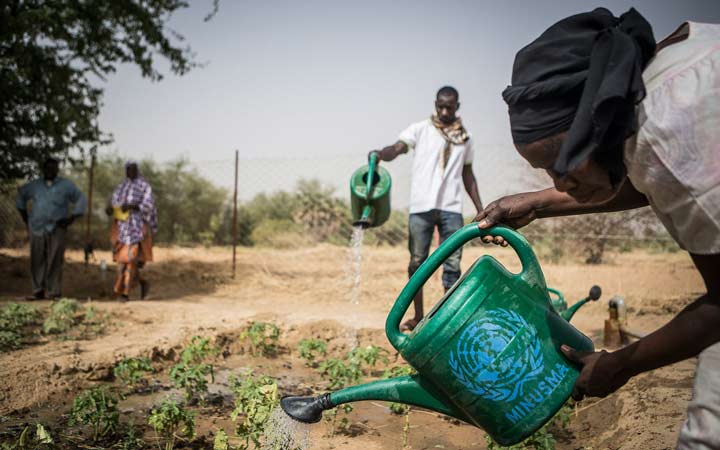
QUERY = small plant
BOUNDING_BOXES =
[0,303,40,351]
[42,298,80,334]
[317,358,362,436]
[169,336,218,400]
[484,401,574,450]
[383,366,416,449]
[213,429,230,450]
[69,386,120,441]
[148,398,196,450]
[1,303,40,329]
[229,370,279,449]
[0,423,54,450]
[240,321,280,357]
[114,357,154,388]
[297,338,327,367]
[119,421,145,450]
[348,345,390,373]
[178,336,219,365]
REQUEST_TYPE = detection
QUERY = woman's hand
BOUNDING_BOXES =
[561,345,632,400]
[474,192,540,245]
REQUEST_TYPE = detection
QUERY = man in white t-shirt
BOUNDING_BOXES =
[369,86,483,331]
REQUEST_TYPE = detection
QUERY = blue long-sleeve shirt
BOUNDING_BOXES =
[15,177,87,235]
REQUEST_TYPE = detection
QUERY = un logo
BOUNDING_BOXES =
[449,309,544,402]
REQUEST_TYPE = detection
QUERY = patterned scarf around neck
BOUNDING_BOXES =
[431,114,470,169]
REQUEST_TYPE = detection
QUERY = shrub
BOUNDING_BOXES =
[69,386,120,441]
[148,398,195,450]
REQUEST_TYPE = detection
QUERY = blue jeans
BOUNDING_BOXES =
[408,209,464,289]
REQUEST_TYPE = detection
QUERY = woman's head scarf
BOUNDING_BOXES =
[502,8,655,183]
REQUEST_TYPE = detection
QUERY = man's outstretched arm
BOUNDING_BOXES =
[369,141,408,162]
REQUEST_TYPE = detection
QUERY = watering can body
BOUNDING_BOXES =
[349,156,392,228]
[283,224,594,445]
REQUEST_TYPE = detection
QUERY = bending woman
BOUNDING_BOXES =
[476,9,719,448]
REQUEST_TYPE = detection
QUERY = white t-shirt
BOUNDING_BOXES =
[398,119,474,214]
[624,22,720,254]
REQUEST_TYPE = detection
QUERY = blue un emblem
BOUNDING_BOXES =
[449,309,544,402]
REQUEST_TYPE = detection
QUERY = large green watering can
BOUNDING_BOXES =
[350,152,392,228]
[282,224,594,445]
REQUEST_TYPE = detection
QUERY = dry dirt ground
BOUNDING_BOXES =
[0,241,705,450]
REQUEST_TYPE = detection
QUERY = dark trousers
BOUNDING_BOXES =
[30,227,66,297]
[408,209,464,289]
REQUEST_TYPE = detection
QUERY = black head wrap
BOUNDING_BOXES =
[503,8,655,183]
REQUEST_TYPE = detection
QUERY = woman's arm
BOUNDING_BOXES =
[563,252,720,399]
[474,178,649,237]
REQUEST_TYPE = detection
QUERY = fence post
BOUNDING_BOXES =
[232,149,238,278]
[85,153,96,242]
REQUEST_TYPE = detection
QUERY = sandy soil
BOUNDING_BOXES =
[0,242,705,449]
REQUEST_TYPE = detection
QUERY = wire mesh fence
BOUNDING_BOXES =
[1,149,678,267]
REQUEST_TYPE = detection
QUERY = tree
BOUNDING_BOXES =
[0,0,216,180]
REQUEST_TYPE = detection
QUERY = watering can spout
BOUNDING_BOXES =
[352,205,374,228]
[281,375,467,424]
[561,285,602,321]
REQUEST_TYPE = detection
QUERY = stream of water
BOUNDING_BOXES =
[262,406,310,450]
[344,225,366,349]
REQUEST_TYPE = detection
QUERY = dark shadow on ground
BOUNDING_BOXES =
[0,251,238,301]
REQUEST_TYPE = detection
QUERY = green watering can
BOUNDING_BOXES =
[282,224,595,445]
[350,152,392,228]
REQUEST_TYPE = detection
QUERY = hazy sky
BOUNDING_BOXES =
[97,1,720,206]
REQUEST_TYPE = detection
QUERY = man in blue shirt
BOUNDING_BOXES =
[15,158,87,300]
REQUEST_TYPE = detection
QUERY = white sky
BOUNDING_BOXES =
[97,0,720,208]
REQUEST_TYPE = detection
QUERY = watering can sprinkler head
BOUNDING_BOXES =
[561,285,602,321]
[280,394,334,424]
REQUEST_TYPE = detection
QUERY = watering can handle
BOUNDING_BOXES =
[385,223,545,351]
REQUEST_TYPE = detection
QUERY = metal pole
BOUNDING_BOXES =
[84,153,96,267]
[85,153,96,243]
[232,149,238,278]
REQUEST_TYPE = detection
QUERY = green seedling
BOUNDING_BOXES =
[229,370,279,449]
[484,401,574,450]
[229,373,277,448]
[178,336,219,365]
[347,345,390,373]
[169,336,218,400]
[213,429,230,450]
[239,321,280,357]
[0,303,40,351]
[148,398,195,450]
[0,423,54,450]
[42,298,80,334]
[69,386,120,441]
[383,366,416,449]
[297,338,327,367]
[317,357,362,436]
[0,331,21,352]
[119,420,145,450]
[114,357,154,388]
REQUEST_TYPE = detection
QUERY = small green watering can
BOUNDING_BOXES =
[350,152,392,228]
[282,224,594,445]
